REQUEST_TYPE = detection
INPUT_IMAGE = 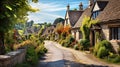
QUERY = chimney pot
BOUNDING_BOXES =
[79,2,83,10]
[67,4,70,11]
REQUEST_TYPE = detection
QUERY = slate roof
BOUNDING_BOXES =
[73,7,93,28]
[74,0,109,28]
[66,10,83,27]
[97,0,120,22]
[42,25,55,36]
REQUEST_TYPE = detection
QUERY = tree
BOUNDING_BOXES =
[53,18,64,25]
[80,16,98,40]
[47,23,52,27]
[55,23,64,35]
[73,8,77,11]
[0,0,38,54]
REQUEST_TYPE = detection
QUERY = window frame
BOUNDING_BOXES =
[92,10,100,19]
[109,27,120,40]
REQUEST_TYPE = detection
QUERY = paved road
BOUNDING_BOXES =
[37,41,108,67]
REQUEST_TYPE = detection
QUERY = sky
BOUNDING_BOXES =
[28,0,88,24]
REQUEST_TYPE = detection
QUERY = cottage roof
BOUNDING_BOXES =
[97,0,120,23]
[74,7,93,28]
[74,0,109,28]
[66,10,83,27]
[42,25,55,36]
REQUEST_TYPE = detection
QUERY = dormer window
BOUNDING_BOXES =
[93,0,96,2]
[92,11,100,19]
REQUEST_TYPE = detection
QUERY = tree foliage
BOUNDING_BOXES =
[0,0,38,32]
[0,0,38,54]
[53,18,64,25]
[55,23,64,35]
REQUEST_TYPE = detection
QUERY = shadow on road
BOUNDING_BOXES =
[38,58,108,67]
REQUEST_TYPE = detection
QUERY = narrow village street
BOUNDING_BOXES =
[37,41,110,67]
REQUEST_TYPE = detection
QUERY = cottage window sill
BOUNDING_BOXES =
[110,40,120,42]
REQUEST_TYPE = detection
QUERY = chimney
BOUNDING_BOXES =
[79,2,83,10]
[89,0,94,8]
[67,4,70,11]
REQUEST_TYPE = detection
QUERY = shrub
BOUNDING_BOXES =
[108,54,120,63]
[5,45,11,53]
[94,40,113,58]
[26,45,38,66]
[63,43,69,47]
[65,35,76,47]
[74,44,79,50]
[69,36,75,43]
[112,56,120,63]
[94,42,101,55]
[35,43,47,57]
[108,54,118,59]
[100,40,113,51]
[97,46,109,58]
[79,39,90,50]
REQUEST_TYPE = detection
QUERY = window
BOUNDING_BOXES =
[110,27,120,40]
[92,11,100,19]
[66,18,68,24]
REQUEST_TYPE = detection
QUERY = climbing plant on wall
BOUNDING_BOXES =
[80,16,98,40]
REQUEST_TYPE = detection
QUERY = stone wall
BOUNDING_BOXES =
[110,40,120,53]
[0,49,26,67]
[101,24,120,53]
[101,25,109,40]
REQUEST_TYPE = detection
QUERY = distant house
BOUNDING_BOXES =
[24,24,41,36]
[42,25,56,39]
[90,0,120,53]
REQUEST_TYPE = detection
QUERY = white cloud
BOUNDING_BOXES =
[30,2,66,12]
[28,2,65,23]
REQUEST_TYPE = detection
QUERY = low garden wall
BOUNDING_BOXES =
[0,48,26,67]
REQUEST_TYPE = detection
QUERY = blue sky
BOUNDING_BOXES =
[28,0,88,23]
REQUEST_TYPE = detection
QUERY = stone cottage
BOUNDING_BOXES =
[90,0,120,53]
[64,3,84,39]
